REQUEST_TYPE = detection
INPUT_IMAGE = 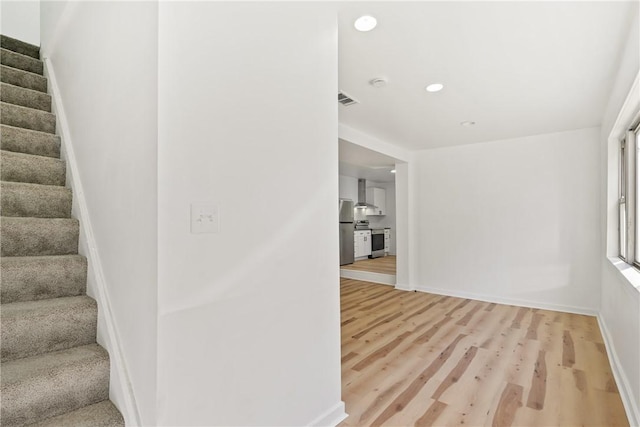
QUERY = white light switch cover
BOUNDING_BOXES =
[191,203,219,234]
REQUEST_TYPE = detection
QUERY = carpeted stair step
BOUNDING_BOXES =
[1,150,65,185]
[27,400,124,427]
[1,217,79,256]
[1,102,56,133]
[1,181,72,218]
[0,124,61,158]
[1,47,43,75]
[0,255,87,303]
[1,296,97,361]
[0,344,110,427]
[1,35,40,59]
[1,82,51,111]
[1,65,47,93]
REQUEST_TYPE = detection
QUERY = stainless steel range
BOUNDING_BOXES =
[369,229,385,258]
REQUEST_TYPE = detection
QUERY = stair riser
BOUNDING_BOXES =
[27,401,125,427]
[1,35,40,59]
[1,65,47,93]
[1,256,87,304]
[1,218,79,256]
[1,183,72,218]
[1,48,43,74]
[1,151,66,186]
[0,125,61,158]
[1,103,56,134]
[1,355,109,427]
[1,300,97,361]
[1,83,51,111]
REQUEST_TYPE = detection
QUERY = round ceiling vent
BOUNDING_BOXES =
[370,78,387,88]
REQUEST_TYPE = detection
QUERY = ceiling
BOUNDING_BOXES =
[339,138,397,182]
[338,1,638,151]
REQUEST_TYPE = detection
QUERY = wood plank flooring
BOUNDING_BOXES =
[342,255,396,275]
[339,279,629,427]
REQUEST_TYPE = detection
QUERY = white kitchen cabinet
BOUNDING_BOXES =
[354,230,372,258]
[384,229,390,254]
[366,187,386,216]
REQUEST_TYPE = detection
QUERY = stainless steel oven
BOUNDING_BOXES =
[369,229,385,259]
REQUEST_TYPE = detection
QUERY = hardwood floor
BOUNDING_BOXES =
[339,279,628,427]
[342,255,396,275]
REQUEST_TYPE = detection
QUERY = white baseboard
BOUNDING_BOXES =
[413,284,598,316]
[597,315,640,427]
[308,401,348,427]
[340,269,396,286]
[43,57,141,426]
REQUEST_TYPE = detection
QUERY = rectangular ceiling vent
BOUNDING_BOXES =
[338,91,358,106]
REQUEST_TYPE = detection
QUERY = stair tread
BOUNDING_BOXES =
[27,400,124,427]
[0,180,71,192]
[1,65,47,93]
[0,124,61,158]
[1,216,79,257]
[2,295,95,317]
[1,343,107,385]
[1,81,51,111]
[1,102,56,134]
[1,148,63,163]
[1,48,43,75]
[1,296,97,361]
[1,344,110,427]
[1,180,72,218]
[1,149,66,186]
[1,255,87,304]
[1,101,55,119]
[0,35,40,59]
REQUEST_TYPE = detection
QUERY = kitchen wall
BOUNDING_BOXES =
[339,175,397,254]
[599,5,640,424]
[1,0,40,45]
[413,127,601,313]
[40,2,158,424]
[157,3,343,426]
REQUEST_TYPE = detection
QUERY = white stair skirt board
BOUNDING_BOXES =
[43,57,140,426]
[339,269,396,286]
[597,314,640,427]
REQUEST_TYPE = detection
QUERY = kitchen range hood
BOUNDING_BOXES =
[355,179,378,209]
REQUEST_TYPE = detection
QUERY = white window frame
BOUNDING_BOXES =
[619,119,640,266]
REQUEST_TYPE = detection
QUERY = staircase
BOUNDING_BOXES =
[0,35,124,426]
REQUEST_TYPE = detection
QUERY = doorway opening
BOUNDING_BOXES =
[338,138,404,286]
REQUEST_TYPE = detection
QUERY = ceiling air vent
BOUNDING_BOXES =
[338,91,358,106]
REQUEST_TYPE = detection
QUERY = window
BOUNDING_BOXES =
[619,119,640,265]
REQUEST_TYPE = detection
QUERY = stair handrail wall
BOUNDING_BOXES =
[42,56,142,426]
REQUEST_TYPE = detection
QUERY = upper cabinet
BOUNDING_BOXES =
[366,187,386,216]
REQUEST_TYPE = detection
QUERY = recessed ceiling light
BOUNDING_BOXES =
[460,121,476,127]
[390,169,396,174]
[370,78,387,88]
[425,83,444,93]
[354,15,377,32]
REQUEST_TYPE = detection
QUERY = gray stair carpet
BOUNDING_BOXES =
[0,35,124,427]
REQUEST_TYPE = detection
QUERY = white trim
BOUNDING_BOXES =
[597,314,640,427]
[307,401,348,427]
[43,57,142,426]
[340,269,396,286]
[413,284,597,316]
[610,72,640,143]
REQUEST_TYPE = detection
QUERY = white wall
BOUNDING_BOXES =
[599,5,640,424]
[40,2,158,424]
[1,0,39,46]
[414,128,601,313]
[157,3,343,426]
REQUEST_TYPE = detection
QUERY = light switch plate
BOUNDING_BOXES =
[191,203,219,234]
